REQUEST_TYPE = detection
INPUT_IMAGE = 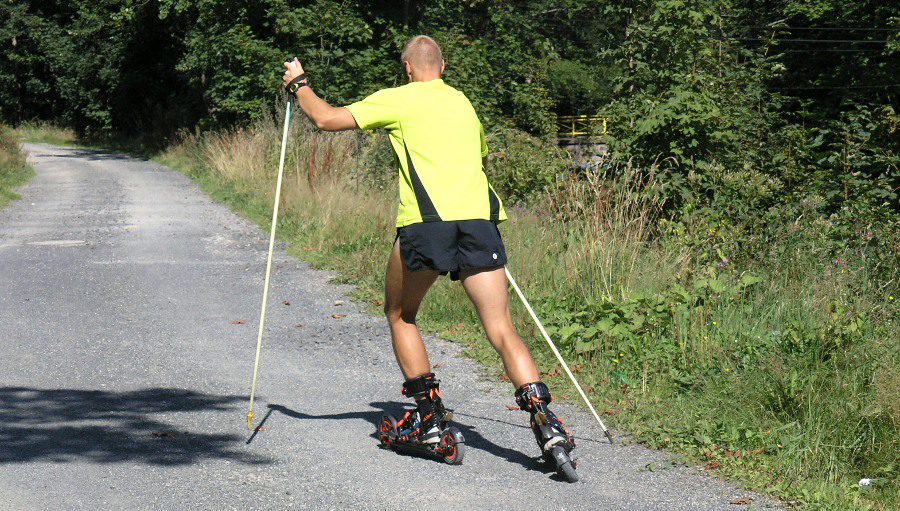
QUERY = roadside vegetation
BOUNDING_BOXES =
[0,125,34,209]
[14,121,77,147]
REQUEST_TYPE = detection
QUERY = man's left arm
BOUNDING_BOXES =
[283,58,358,132]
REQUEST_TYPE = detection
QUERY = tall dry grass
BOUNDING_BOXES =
[162,110,397,288]
[550,162,678,300]
[14,121,77,146]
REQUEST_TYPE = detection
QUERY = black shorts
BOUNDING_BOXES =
[397,220,507,280]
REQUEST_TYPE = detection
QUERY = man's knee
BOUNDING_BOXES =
[488,327,521,353]
[482,312,516,340]
[384,300,417,324]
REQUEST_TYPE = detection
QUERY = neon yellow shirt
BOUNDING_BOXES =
[346,79,507,227]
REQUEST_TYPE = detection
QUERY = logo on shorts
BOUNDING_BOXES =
[492,253,498,260]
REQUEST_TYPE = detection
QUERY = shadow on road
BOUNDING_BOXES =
[28,146,153,162]
[452,410,604,445]
[65,149,136,161]
[266,401,548,474]
[0,387,269,466]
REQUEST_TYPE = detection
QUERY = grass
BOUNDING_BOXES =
[15,121,166,159]
[14,121,78,147]
[24,118,900,509]
[0,125,35,209]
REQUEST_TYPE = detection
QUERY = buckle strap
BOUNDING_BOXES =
[402,372,438,397]
[514,381,553,411]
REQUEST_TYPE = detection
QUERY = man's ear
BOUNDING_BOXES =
[404,61,413,79]
[440,60,446,75]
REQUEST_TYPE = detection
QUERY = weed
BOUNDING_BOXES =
[0,126,35,209]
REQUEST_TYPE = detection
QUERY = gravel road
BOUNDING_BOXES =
[0,144,774,510]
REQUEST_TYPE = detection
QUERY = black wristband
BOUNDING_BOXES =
[286,73,308,94]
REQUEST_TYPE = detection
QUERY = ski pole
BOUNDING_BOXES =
[504,267,614,444]
[246,98,292,430]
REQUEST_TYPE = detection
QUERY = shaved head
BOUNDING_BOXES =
[401,35,444,75]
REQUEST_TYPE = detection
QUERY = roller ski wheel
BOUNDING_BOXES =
[532,410,578,482]
[378,414,398,448]
[549,445,579,483]
[376,412,466,465]
[437,426,466,465]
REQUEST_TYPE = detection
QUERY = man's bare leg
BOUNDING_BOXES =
[461,265,574,461]
[459,266,540,387]
[384,241,447,443]
[384,240,438,379]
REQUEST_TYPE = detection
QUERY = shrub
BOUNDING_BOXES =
[484,127,570,206]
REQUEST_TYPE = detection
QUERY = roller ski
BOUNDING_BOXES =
[516,382,579,482]
[378,373,466,465]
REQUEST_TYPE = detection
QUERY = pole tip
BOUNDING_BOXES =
[605,430,614,445]
[246,411,254,430]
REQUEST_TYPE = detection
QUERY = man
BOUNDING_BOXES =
[282,35,574,461]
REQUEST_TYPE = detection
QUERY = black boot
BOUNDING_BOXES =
[515,381,575,454]
[401,373,451,444]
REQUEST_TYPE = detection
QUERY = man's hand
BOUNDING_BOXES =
[283,58,305,88]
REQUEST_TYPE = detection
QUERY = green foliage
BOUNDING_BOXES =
[0,1,197,136]
[546,59,612,115]
[14,121,78,147]
[531,256,897,507]
[538,266,767,372]
[593,1,897,293]
[600,0,770,168]
[2,0,583,137]
[484,128,570,205]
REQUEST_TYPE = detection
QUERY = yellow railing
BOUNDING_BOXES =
[556,115,608,138]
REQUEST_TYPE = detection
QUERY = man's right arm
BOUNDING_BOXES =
[286,58,401,132]
[283,58,358,132]
[293,87,358,132]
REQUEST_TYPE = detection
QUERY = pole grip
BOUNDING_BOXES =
[284,58,307,93]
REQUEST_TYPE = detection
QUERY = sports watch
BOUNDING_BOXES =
[286,73,308,94]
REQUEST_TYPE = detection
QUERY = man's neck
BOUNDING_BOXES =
[410,73,442,83]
